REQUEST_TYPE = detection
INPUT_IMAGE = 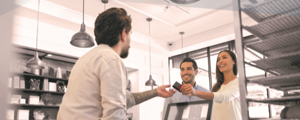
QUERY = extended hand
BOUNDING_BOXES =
[157,85,176,98]
[180,84,196,96]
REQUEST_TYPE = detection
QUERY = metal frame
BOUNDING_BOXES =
[232,0,249,119]
[207,47,213,90]
[264,56,272,118]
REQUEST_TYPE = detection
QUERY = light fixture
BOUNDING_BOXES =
[164,0,190,13]
[145,18,157,89]
[26,0,45,70]
[170,0,199,4]
[163,5,172,13]
[70,0,95,48]
[102,0,108,10]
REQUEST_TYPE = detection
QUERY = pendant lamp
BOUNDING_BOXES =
[145,18,157,89]
[26,0,45,70]
[70,0,95,48]
[102,0,108,10]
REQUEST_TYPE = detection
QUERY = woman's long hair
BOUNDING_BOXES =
[211,50,238,92]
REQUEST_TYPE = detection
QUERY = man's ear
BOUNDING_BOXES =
[120,29,126,42]
[195,69,199,75]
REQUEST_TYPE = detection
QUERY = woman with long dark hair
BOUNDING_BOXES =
[180,50,241,120]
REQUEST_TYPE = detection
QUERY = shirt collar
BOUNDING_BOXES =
[182,82,197,88]
[96,44,121,59]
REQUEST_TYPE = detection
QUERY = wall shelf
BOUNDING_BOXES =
[14,73,68,82]
[9,104,60,108]
[11,88,65,95]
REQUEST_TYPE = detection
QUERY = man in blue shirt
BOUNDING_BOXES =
[162,57,210,119]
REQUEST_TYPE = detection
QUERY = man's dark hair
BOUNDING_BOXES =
[94,8,132,47]
[180,57,198,71]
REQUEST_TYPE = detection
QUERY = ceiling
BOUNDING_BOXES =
[9,0,257,57]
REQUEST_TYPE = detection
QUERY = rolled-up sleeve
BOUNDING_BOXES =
[213,80,239,103]
[100,59,127,120]
[126,90,136,109]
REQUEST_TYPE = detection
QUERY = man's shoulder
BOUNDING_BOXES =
[81,45,120,62]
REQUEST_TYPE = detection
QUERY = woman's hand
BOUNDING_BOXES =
[180,84,196,96]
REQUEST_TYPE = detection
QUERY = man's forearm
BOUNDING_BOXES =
[131,89,158,105]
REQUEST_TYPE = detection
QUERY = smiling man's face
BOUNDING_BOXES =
[180,62,197,84]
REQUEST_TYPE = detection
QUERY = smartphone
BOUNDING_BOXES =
[172,81,182,91]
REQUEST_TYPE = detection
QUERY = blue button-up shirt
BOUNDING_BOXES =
[162,84,210,119]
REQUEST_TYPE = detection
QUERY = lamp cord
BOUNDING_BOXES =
[149,21,151,75]
[36,0,40,52]
[104,3,106,10]
[82,0,84,24]
[181,34,183,54]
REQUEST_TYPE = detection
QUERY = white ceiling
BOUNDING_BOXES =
[10,0,256,57]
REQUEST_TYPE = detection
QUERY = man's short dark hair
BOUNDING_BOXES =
[180,57,198,71]
[94,8,132,47]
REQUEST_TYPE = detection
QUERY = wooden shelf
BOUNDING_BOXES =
[9,104,60,108]
[14,73,68,82]
[11,88,65,95]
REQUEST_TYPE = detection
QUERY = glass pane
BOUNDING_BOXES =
[170,68,181,86]
[195,58,210,90]
[247,83,269,118]
[245,65,265,77]
[210,54,218,88]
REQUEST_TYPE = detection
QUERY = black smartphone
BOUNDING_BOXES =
[172,81,182,91]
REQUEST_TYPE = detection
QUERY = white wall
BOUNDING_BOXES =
[10,12,170,119]
[7,2,173,119]
[124,42,170,120]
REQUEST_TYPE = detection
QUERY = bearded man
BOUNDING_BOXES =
[57,8,175,120]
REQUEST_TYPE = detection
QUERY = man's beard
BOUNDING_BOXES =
[120,46,130,58]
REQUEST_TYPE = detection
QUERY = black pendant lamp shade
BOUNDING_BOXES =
[70,24,94,48]
[145,18,157,89]
[26,0,45,70]
[145,75,157,86]
[170,0,199,4]
[70,0,95,48]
